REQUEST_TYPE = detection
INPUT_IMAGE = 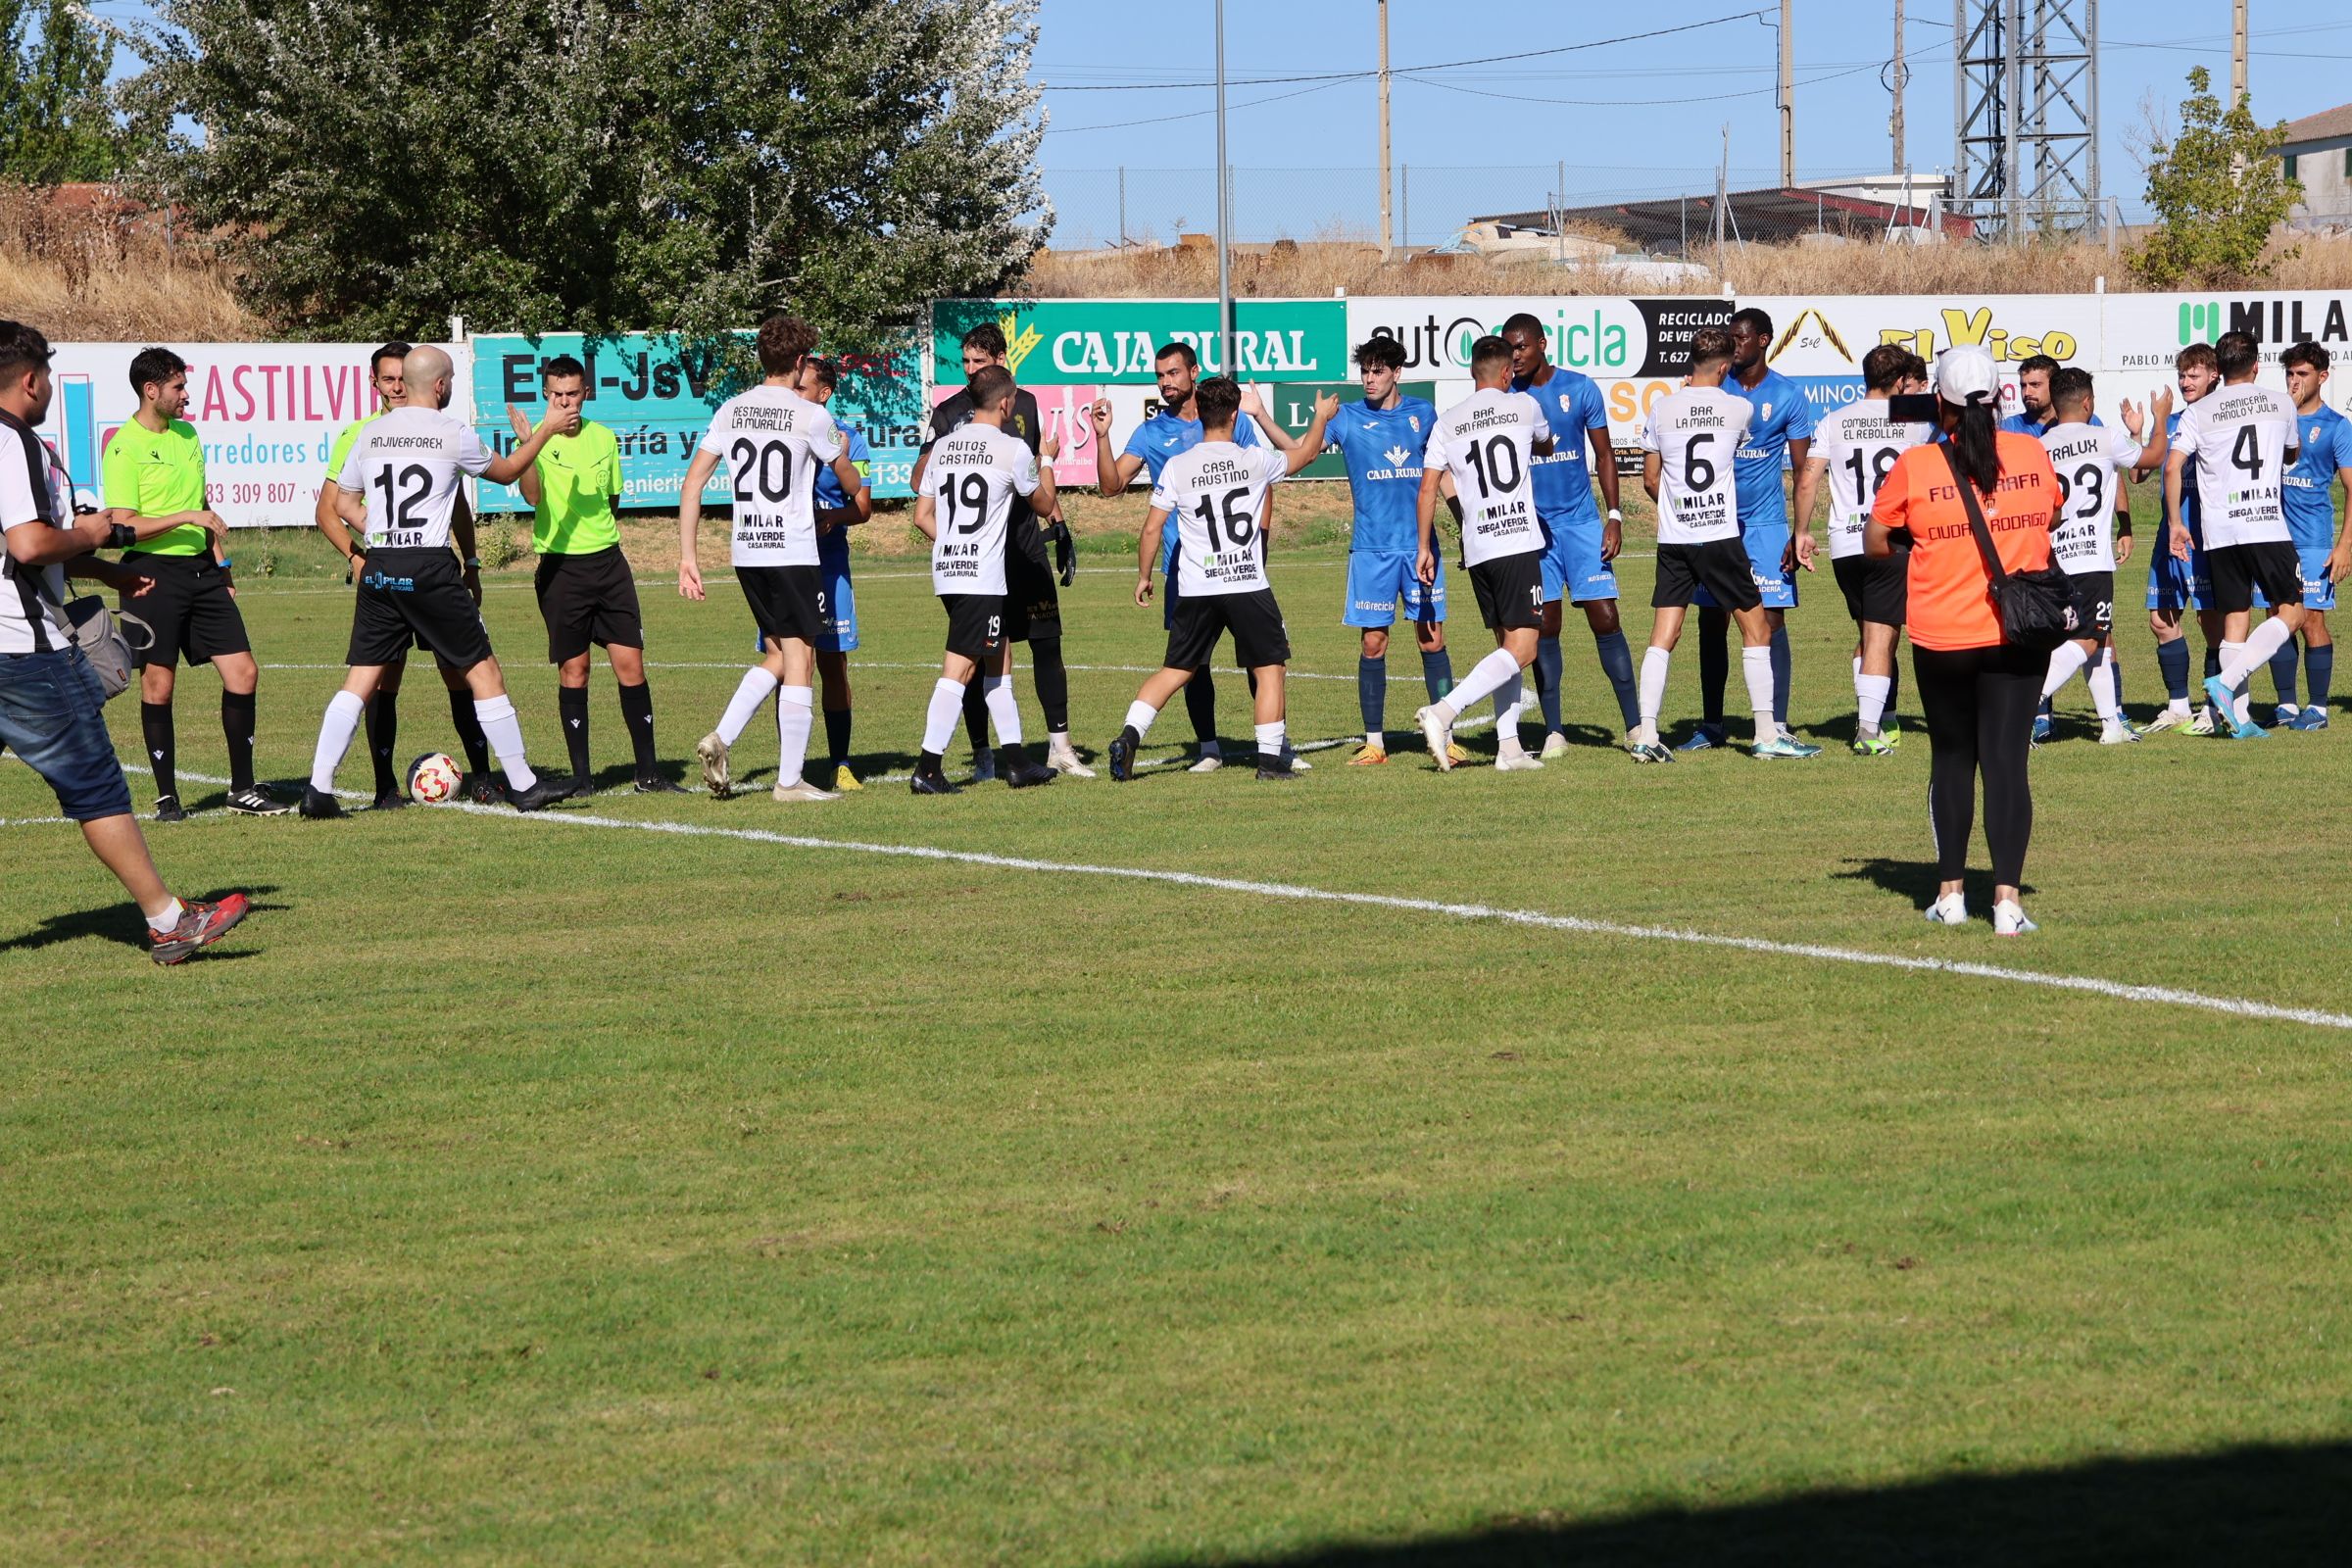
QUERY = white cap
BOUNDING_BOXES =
[1935,345,2001,408]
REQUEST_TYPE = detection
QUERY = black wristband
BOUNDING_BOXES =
[107,522,137,550]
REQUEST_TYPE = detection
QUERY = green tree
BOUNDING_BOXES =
[128,0,1050,346]
[0,0,127,182]
[2132,66,2302,287]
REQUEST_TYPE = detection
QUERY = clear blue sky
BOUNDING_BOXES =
[1032,1,2352,246]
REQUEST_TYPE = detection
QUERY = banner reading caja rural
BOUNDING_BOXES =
[930,299,1348,386]
[40,342,384,528]
[469,332,927,510]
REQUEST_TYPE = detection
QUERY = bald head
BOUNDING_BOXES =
[401,345,454,410]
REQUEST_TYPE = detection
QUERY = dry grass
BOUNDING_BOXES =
[0,183,266,341]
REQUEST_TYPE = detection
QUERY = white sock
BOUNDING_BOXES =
[1857,672,1891,732]
[474,695,536,791]
[2041,641,2090,701]
[2088,658,2120,721]
[1492,673,1527,752]
[1639,646,1671,729]
[982,674,1023,747]
[1050,728,1072,748]
[1123,699,1158,739]
[1741,645,1776,742]
[1254,720,1286,764]
[775,685,813,786]
[2221,619,2295,688]
[921,678,964,756]
[145,897,184,935]
[716,667,780,746]
[309,690,365,792]
[1446,646,1525,719]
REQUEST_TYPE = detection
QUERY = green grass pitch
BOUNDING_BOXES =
[5,515,2351,1565]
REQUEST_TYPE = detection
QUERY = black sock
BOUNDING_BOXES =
[1186,667,1218,745]
[559,685,592,781]
[1031,636,1069,733]
[366,690,400,795]
[140,699,176,802]
[961,679,991,754]
[617,680,660,777]
[448,685,491,774]
[1697,611,1729,727]
[823,703,853,770]
[220,689,257,792]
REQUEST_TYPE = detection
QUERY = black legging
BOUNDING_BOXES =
[1912,642,2040,888]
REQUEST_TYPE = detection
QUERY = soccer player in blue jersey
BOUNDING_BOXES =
[2269,342,2352,729]
[1325,337,1460,764]
[1679,307,1814,750]
[1500,313,1639,756]
[800,357,874,785]
[1091,341,1286,771]
[2146,342,2225,733]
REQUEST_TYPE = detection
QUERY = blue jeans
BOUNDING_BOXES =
[0,646,134,820]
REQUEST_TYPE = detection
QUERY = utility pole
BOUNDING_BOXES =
[1378,0,1394,260]
[1778,0,1794,186]
[1890,0,1906,170]
[2231,0,2248,104]
[1214,0,1232,376]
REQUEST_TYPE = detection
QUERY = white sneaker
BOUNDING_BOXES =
[2098,720,2142,745]
[1280,743,1312,773]
[771,779,842,803]
[1187,749,1224,774]
[1924,892,1969,926]
[2186,707,2217,736]
[1992,899,2038,936]
[1494,749,1544,771]
[695,730,732,798]
[1416,705,1454,770]
[2143,705,2192,733]
[1047,740,1096,778]
[1540,730,1570,760]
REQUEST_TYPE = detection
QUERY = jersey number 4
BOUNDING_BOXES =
[2230,424,2266,481]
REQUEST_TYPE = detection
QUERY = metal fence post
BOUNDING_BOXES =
[1118,166,1126,247]
[1401,164,1408,249]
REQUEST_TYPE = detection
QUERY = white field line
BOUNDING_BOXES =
[9,757,2345,1033]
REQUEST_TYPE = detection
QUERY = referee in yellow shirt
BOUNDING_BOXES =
[101,348,291,817]
[509,354,676,794]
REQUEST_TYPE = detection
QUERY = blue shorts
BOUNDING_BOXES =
[2146,543,2211,612]
[2258,545,2337,612]
[1344,550,1447,628]
[1537,514,1619,605]
[1692,525,1797,611]
[815,530,858,653]
[0,646,136,821]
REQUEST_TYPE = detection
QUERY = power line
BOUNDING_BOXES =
[1042,78,1356,137]
[1397,54,1928,110]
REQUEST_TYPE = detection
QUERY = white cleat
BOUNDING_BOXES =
[1494,749,1545,771]
[1924,892,1969,926]
[1281,745,1312,773]
[2142,706,2193,733]
[771,779,842,803]
[2098,721,2143,745]
[1991,899,2038,936]
[1187,750,1224,774]
[1047,742,1097,778]
[1540,730,1571,760]
[1416,705,1455,770]
[695,730,732,798]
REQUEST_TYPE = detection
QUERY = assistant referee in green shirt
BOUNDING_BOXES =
[508,353,676,794]
[100,347,291,818]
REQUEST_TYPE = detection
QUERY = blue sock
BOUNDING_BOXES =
[2309,644,2334,707]
[1594,629,1640,729]
[1769,623,1791,728]
[1421,647,1454,704]
[2038,694,2054,719]
[1535,634,1564,734]
[2270,632,2301,706]
[2157,639,2190,702]
[1357,655,1386,737]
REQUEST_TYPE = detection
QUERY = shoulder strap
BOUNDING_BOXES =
[0,410,63,651]
[1939,437,2009,588]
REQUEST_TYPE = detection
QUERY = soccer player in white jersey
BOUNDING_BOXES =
[1107,376,1335,782]
[678,314,871,801]
[302,345,575,816]
[2036,368,2169,744]
[909,367,1058,795]
[1795,345,1933,755]
[2168,330,2306,741]
[1409,334,1556,772]
[1629,327,1813,761]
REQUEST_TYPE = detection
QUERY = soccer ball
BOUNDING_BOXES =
[408,752,464,805]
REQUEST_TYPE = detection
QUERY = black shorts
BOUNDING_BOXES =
[2065,568,2116,637]
[120,553,250,668]
[1165,587,1290,670]
[941,593,1007,662]
[1468,553,1545,630]
[1653,538,1761,612]
[738,564,825,644]
[535,545,644,662]
[348,549,493,669]
[2207,541,2302,613]
[1004,540,1061,642]
[1832,551,1908,627]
